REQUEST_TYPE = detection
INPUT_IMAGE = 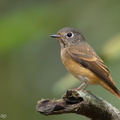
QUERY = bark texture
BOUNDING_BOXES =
[36,89,120,120]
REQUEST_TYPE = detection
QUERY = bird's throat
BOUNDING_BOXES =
[59,39,67,48]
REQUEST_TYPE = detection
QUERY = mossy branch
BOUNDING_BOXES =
[36,89,120,120]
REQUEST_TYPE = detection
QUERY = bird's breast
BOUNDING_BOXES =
[61,48,100,84]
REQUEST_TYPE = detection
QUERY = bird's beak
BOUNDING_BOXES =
[50,34,61,39]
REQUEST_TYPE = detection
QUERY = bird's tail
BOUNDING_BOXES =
[99,80,120,99]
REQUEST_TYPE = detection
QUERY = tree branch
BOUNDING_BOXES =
[36,89,120,120]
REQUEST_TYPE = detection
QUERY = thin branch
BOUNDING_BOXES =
[36,89,120,120]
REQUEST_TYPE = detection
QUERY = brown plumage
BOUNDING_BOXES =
[51,27,120,99]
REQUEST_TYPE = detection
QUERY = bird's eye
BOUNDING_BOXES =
[67,32,74,38]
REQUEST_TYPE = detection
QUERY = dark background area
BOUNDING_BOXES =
[0,0,120,120]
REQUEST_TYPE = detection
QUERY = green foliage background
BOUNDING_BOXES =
[0,0,120,120]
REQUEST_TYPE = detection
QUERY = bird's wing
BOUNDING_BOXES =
[68,43,115,85]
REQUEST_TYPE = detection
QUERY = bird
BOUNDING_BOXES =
[50,27,120,99]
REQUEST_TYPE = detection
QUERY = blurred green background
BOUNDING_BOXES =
[0,0,120,120]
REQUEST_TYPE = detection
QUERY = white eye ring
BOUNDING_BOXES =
[66,32,74,38]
